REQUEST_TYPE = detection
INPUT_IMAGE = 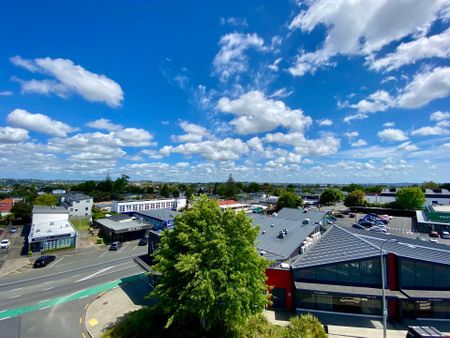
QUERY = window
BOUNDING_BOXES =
[85,207,88,210]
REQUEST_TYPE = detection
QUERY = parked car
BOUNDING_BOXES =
[33,255,56,268]
[352,223,365,230]
[328,216,337,222]
[406,326,447,338]
[109,241,123,251]
[379,214,393,221]
[9,226,18,233]
[0,239,10,249]
[358,219,375,227]
[349,213,356,218]
[368,226,388,233]
[429,231,439,238]
[138,238,148,246]
[364,215,388,224]
[374,220,387,228]
[429,238,439,243]
[440,231,450,239]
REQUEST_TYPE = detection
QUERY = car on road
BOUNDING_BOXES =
[0,239,10,249]
[352,223,365,230]
[9,226,18,233]
[429,231,439,238]
[33,255,56,268]
[109,241,123,251]
[138,238,148,246]
[406,325,447,338]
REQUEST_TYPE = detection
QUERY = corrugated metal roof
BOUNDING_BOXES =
[276,208,325,223]
[133,209,181,221]
[293,225,450,269]
[292,225,380,269]
[250,214,320,262]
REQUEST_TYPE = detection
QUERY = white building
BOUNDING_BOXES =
[29,206,77,252]
[61,192,93,218]
[366,188,450,206]
[52,189,66,195]
[112,197,187,213]
[218,200,250,212]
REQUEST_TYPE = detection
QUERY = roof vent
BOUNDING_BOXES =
[270,224,274,228]
[262,230,266,234]
[260,250,266,256]
[278,230,285,239]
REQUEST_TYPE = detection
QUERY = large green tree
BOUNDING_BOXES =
[319,188,343,205]
[395,187,426,210]
[10,202,32,223]
[151,195,269,334]
[342,183,364,193]
[421,181,439,190]
[33,194,58,206]
[344,190,366,207]
[277,191,303,210]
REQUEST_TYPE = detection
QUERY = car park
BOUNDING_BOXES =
[352,223,365,230]
[0,239,10,249]
[364,215,388,224]
[33,255,56,268]
[358,219,374,227]
[109,241,123,251]
[138,238,148,246]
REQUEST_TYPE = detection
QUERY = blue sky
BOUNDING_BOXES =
[0,0,450,183]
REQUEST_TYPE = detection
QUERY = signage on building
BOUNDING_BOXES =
[31,233,72,242]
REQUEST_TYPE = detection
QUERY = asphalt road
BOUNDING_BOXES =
[0,239,149,337]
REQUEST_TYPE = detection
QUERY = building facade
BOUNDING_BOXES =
[61,192,93,218]
[29,206,77,252]
[130,209,181,231]
[112,197,186,213]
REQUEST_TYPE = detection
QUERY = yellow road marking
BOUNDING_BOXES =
[81,333,87,338]
[89,318,98,327]
[84,303,89,310]
[79,317,83,324]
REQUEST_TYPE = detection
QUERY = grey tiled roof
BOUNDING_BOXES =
[276,208,325,223]
[250,214,320,262]
[292,225,380,269]
[33,205,68,214]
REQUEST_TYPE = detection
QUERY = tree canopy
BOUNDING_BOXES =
[33,194,58,206]
[395,187,426,210]
[277,191,303,211]
[151,195,269,334]
[11,202,32,223]
[342,183,364,193]
[344,190,366,207]
[421,181,439,190]
[319,188,343,205]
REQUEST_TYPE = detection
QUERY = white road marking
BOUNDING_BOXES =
[42,287,54,291]
[79,295,88,299]
[71,274,81,278]
[132,245,138,251]
[0,309,8,314]
[9,287,23,292]
[39,306,51,311]
[7,295,20,299]
[48,256,64,268]
[99,250,109,258]
[75,266,115,283]
[0,317,11,321]
[39,299,50,303]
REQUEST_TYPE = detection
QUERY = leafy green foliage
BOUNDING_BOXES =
[277,191,303,211]
[395,187,426,210]
[365,185,384,194]
[342,183,364,193]
[160,184,171,198]
[218,174,239,199]
[33,194,58,206]
[319,188,343,205]
[10,202,32,223]
[344,190,366,207]
[421,181,439,190]
[284,314,327,338]
[151,195,269,334]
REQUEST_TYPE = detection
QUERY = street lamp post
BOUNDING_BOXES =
[380,239,398,338]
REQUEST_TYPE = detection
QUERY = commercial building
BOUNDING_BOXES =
[94,201,113,212]
[217,200,250,212]
[267,224,450,320]
[28,206,77,252]
[95,214,150,242]
[250,209,325,262]
[112,197,186,213]
[61,192,93,218]
[0,198,15,216]
[416,204,450,233]
[366,188,450,206]
[129,209,182,231]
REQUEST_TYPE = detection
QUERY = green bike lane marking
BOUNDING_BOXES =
[0,273,146,320]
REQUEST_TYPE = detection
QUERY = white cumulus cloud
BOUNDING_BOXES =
[0,126,29,144]
[86,118,123,131]
[377,128,409,142]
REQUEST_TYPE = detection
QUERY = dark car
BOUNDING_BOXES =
[358,219,374,227]
[429,231,439,238]
[33,255,56,268]
[364,215,388,224]
[352,223,365,230]
[138,238,148,246]
[109,241,123,251]
[406,326,447,338]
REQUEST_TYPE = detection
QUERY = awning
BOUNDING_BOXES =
[401,289,450,300]
[295,282,407,299]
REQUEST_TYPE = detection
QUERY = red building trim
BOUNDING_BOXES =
[265,267,294,311]
[387,253,399,320]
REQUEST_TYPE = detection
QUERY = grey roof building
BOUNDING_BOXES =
[275,208,325,224]
[249,213,321,262]
[95,215,150,242]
